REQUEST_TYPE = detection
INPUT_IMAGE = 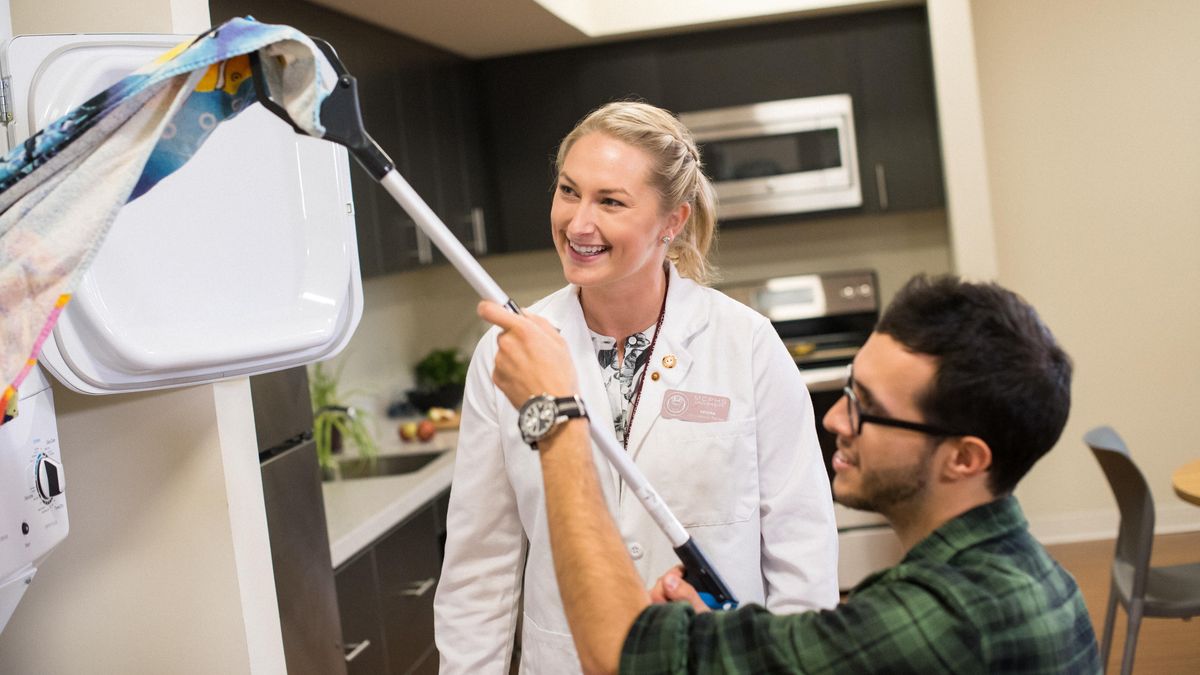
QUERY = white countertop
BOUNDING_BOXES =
[322,431,458,568]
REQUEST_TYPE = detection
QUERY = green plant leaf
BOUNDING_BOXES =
[310,361,378,467]
[414,348,469,390]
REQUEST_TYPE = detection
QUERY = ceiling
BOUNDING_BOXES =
[306,0,914,59]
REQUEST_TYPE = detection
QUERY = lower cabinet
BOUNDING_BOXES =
[336,550,388,675]
[335,489,451,675]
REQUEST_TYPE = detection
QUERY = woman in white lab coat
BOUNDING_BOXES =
[434,101,838,674]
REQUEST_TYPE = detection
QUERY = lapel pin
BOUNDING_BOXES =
[662,354,677,369]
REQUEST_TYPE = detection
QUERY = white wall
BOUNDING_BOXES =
[0,1,286,672]
[965,0,1200,538]
[7,0,205,33]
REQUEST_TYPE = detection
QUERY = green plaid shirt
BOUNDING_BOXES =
[621,496,1100,674]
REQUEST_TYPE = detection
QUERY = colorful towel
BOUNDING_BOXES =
[0,17,335,420]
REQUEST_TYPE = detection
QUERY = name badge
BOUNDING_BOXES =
[661,389,730,423]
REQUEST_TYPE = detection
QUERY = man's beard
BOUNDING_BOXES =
[835,445,934,514]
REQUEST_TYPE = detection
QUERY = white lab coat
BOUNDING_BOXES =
[434,264,839,674]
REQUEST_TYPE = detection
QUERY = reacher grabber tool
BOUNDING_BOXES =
[251,38,737,610]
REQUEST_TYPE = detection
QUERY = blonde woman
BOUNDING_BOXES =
[434,101,838,673]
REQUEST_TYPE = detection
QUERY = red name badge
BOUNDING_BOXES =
[661,389,731,423]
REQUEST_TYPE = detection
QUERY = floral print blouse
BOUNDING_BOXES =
[590,325,656,444]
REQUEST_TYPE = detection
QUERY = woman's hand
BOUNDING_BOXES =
[649,565,711,614]
[477,301,579,409]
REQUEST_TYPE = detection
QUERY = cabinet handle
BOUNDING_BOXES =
[874,163,889,210]
[344,640,371,662]
[467,207,488,256]
[397,577,437,597]
[415,228,433,264]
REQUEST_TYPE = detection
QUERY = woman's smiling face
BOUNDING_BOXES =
[551,132,684,294]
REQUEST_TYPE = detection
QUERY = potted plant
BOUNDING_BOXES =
[309,360,378,471]
[407,348,469,412]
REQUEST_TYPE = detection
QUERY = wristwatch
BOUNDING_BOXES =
[518,394,587,449]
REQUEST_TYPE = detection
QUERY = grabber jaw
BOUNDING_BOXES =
[250,36,394,179]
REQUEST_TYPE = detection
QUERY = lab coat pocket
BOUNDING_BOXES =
[520,612,578,673]
[648,417,757,527]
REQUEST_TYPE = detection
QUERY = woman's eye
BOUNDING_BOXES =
[558,184,577,197]
[601,197,625,207]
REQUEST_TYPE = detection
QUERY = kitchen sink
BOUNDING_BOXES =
[328,451,446,480]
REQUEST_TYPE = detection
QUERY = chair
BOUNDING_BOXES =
[1085,426,1200,674]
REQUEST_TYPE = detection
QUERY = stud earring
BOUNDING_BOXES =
[661,235,672,245]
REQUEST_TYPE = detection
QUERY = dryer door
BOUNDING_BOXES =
[3,34,362,393]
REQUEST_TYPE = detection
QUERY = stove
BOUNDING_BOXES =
[720,270,903,589]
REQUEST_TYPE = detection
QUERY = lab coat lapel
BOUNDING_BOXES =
[625,266,708,462]
[538,287,621,498]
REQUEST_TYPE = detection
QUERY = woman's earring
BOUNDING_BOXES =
[661,235,672,245]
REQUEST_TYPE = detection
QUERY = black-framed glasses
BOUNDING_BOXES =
[842,375,965,438]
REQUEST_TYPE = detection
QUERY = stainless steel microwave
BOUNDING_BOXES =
[680,94,862,220]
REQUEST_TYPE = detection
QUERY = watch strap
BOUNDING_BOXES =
[528,394,587,450]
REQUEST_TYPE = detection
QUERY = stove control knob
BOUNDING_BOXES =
[35,456,65,503]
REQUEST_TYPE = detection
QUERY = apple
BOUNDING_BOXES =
[417,419,437,442]
[398,421,418,442]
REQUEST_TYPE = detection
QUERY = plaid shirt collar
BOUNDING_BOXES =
[855,495,1026,590]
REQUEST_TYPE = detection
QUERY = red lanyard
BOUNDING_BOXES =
[623,271,669,451]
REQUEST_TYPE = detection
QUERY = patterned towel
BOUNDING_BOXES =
[0,17,335,421]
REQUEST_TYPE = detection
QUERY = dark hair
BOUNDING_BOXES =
[875,274,1072,495]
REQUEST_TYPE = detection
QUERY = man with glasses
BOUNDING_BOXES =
[476,274,1100,674]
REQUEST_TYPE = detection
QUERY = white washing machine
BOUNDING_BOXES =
[0,367,65,633]
[0,32,362,632]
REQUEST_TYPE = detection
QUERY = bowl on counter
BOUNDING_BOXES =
[405,383,464,413]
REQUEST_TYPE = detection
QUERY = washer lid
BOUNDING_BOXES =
[6,34,362,394]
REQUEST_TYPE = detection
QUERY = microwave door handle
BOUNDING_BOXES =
[874,163,889,210]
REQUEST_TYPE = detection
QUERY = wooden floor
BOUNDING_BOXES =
[1046,531,1200,674]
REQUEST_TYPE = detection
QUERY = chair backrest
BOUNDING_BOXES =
[1084,425,1155,596]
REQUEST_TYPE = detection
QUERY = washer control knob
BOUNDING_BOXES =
[35,456,64,503]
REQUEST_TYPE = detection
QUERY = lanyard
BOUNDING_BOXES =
[623,271,669,451]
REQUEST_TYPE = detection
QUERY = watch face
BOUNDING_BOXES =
[519,397,557,440]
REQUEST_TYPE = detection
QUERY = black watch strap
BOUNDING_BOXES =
[530,395,587,450]
[553,396,586,420]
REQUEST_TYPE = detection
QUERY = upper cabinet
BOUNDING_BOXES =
[478,43,669,253]
[478,6,943,252]
[848,10,945,213]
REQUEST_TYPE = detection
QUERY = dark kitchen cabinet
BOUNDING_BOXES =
[849,10,945,212]
[335,550,389,675]
[251,368,347,675]
[333,489,451,675]
[655,19,854,113]
[478,52,585,253]
[479,40,666,253]
[376,502,441,673]
[209,0,493,278]
[428,57,494,262]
